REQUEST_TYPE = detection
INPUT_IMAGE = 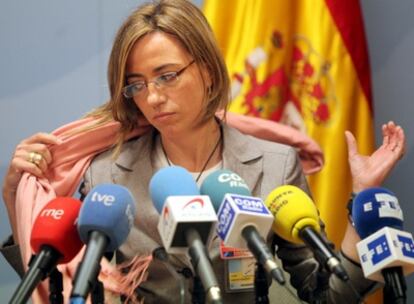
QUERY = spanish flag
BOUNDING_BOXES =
[204,0,377,301]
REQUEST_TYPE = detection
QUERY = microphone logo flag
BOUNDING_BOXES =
[232,195,270,214]
[217,194,273,248]
[398,235,414,258]
[357,227,414,281]
[158,195,217,254]
[182,198,205,210]
[217,199,236,240]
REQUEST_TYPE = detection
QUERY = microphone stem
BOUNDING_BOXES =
[70,231,108,300]
[49,268,63,304]
[299,226,349,281]
[10,245,61,304]
[185,228,223,304]
[382,266,406,304]
[254,263,269,304]
[241,226,285,285]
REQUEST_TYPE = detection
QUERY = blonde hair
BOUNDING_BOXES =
[84,0,230,154]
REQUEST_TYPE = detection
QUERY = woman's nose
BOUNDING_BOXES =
[146,83,166,107]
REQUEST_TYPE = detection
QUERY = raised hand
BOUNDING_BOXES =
[2,132,62,197]
[345,121,405,193]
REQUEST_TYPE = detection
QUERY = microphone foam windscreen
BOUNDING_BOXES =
[79,184,136,251]
[30,197,83,264]
[352,187,403,239]
[150,166,199,213]
[264,185,319,244]
[200,169,251,212]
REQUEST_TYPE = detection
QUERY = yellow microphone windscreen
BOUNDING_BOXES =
[264,185,320,243]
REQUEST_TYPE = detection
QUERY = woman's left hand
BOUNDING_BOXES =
[345,121,405,193]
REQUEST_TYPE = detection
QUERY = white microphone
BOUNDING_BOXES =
[150,166,222,304]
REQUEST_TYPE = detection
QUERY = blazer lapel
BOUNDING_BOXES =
[222,124,264,195]
[112,130,162,247]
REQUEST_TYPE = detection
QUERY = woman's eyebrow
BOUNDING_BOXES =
[126,63,182,80]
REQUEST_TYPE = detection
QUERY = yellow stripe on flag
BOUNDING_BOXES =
[204,0,378,302]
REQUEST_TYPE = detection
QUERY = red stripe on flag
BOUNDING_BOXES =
[325,0,373,114]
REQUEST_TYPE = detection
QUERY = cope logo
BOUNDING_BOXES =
[90,191,115,206]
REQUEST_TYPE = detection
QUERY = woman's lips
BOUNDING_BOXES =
[153,112,175,122]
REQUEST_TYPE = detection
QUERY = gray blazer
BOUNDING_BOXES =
[1,124,375,303]
[83,124,375,303]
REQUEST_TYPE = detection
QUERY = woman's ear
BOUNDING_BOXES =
[199,63,213,89]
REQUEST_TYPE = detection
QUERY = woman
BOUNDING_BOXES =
[2,0,406,303]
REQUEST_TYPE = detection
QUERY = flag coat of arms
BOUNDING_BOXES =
[204,0,378,301]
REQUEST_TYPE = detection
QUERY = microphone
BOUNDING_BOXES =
[200,169,285,284]
[352,187,414,303]
[10,197,83,304]
[265,185,349,281]
[70,184,136,302]
[150,166,222,304]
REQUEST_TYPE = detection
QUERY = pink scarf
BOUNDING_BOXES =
[13,112,323,303]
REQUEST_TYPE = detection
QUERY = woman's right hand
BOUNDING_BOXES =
[2,132,62,197]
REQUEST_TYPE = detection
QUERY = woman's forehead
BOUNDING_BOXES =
[126,32,192,72]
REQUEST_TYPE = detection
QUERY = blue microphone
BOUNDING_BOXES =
[352,187,414,304]
[150,166,199,213]
[150,166,222,304]
[352,187,403,238]
[70,184,136,303]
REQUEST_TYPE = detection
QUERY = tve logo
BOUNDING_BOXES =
[40,208,64,220]
[231,195,268,214]
[218,172,249,189]
[217,200,235,240]
[91,191,115,206]
[365,234,391,265]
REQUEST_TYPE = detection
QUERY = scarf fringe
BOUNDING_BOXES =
[101,254,153,304]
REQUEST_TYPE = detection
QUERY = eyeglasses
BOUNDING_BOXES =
[122,60,195,99]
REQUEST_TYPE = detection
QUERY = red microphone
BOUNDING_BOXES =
[10,197,83,304]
